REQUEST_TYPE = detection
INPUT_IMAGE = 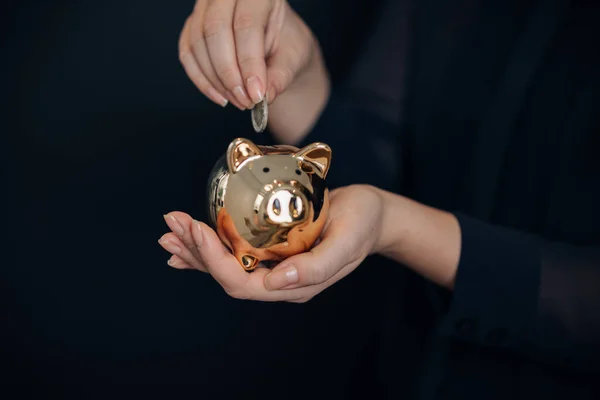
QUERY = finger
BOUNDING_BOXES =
[191,220,318,302]
[163,212,206,261]
[284,266,351,303]
[265,42,302,106]
[167,254,197,271]
[203,0,254,108]
[165,213,319,301]
[264,0,286,56]
[189,219,259,296]
[158,232,208,272]
[264,9,312,105]
[224,91,247,111]
[179,16,229,108]
[233,0,270,104]
[189,5,247,111]
[278,256,358,298]
[264,220,360,290]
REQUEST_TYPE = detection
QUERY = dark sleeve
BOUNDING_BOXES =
[438,213,600,373]
[283,92,400,191]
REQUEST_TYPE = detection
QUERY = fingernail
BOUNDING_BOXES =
[164,214,184,237]
[233,85,252,108]
[246,76,264,104]
[266,264,298,290]
[167,256,178,267]
[193,220,203,248]
[207,87,228,107]
[158,238,181,254]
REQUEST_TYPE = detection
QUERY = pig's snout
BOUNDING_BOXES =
[265,188,307,226]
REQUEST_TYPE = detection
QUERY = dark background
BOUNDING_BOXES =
[3,0,413,397]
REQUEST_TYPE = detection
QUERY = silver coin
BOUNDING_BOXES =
[251,98,268,133]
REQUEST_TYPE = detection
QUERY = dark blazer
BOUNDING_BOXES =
[293,0,600,398]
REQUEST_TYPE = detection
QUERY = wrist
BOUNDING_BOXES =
[372,188,462,289]
[372,188,410,256]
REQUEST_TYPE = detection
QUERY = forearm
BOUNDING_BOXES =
[373,187,462,289]
[372,186,600,371]
[267,36,331,145]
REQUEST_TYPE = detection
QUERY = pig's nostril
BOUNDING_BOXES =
[290,195,303,219]
[295,169,301,175]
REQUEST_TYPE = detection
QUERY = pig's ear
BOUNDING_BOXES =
[226,138,263,173]
[294,142,332,179]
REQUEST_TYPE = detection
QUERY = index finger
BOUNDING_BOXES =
[179,16,229,107]
[233,0,270,104]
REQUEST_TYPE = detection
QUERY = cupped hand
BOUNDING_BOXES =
[178,0,316,111]
[158,185,384,303]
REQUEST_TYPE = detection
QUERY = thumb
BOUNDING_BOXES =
[264,20,313,105]
[265,49,297,105]
[264,222,358,290]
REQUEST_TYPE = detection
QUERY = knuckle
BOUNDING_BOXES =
[178,50,189,64]
[215,66,239,87]
[233,13,257,32]
[202,17,226,39]
[307,264,328,285]
[237,55,261,73]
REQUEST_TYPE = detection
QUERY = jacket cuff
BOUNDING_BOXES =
[437,213,542,349]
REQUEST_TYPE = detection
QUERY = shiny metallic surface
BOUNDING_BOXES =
[207,138,332,271]
[251,98,268,133]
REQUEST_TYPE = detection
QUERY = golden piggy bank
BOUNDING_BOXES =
[206,137,332,271]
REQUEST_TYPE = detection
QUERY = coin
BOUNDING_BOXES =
[251,98,268,133]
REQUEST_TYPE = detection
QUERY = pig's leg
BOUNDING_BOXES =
[219,209,262,271]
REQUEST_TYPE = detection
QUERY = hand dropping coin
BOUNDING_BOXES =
[251,98,268,133]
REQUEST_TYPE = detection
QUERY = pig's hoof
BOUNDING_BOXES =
[241,255,259,271]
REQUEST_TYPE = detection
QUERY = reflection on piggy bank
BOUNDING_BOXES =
[206,137,332,271]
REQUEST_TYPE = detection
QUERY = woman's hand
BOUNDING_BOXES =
[178,0,330,144]
[179,0,315,109]
[158,185,384,302]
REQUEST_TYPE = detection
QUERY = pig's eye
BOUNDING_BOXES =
[295,169,301,175]
[263,167,270,173]
[273,198,281,215]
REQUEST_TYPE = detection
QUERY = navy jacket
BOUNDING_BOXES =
[291,0,600,398]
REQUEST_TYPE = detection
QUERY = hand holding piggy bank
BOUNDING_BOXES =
[207,138,332,271]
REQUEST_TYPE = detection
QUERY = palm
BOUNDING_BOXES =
[159,185,383,302]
